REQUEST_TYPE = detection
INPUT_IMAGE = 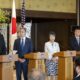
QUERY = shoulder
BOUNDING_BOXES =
[26,37,32,42]
[45,41,50,45]
[75,76,80,80]
[70,36,75,40]
[54,42,59,46]
[70,36,76,42]
[0,33,3,36]
[0,33,4,38]
[14,38,20,42]
[54,42,59,45]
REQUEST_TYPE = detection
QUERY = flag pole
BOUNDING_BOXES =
[9,0,17,54]
[77,0,80,26]
[21,0,26,27]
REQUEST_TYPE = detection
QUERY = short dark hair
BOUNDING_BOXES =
[75,58,80,67]
[71,25,80,32]
[75,27,80,31]
[49,31,56,36]
[20,27,26,32]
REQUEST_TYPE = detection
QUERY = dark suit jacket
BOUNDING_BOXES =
[70,36,80,51]
[0,33,6,55]
[13,37,33,60]
[74,75,80,80]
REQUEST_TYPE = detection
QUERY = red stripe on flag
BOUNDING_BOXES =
[12,18,16,34]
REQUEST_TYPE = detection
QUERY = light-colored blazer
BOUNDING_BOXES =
[44,41,60,60]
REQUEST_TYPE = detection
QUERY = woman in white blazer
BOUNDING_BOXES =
[44,32,60,80]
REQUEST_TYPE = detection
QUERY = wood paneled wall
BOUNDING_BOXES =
[0,0,76,13]
[31,19,76,51]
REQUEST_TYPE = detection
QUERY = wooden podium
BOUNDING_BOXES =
[76,51,80,56]
[0,54,18,80]
[53,51,76,80]
[24,52,48,73]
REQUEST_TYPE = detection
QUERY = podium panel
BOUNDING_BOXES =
[28,60,45,72]
[53,51,76,80]
[0,62,13,80]
[0,54,18,80]
[24,52,47,73]
[58,57,73,80]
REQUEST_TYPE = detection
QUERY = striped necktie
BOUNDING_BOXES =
[21,38,24,50]
[79,37,80,45]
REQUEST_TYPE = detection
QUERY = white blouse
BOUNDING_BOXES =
[44,41,60,60]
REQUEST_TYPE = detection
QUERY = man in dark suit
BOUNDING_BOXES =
[0,30,6,55]
[70,26,80,78]
[13,27,33,80]
[74,59,80,80]
[70,27,80,51]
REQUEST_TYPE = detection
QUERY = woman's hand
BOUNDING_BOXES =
[52,57,58,62]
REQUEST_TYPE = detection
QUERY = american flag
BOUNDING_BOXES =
[21,0,26,27]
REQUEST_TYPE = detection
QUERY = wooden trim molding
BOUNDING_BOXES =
[26,10,76,19]
[3,8,76,19]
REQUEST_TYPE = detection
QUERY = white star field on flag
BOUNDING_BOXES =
[21,0,26,26]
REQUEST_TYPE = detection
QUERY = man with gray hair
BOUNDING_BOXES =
[28,69,46,80]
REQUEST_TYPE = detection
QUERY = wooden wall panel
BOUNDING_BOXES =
[0,0,76,13]
[31,19,76,51]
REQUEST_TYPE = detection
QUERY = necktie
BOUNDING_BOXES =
[19,39,24,58]
[21,39,24,50]
[79,37,80,45]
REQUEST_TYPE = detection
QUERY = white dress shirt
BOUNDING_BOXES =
[20,37,26,46]
[44,41,60,60]
[20,37,26,62]
[76,37,80,45]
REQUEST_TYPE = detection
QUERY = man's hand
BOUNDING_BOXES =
[18,58,25,63]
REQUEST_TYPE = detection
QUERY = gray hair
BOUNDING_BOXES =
[28,69,46,80]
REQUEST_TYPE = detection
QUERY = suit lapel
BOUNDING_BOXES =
[74,37,79,46]
[18,38,22,50]
[23,38,28,50]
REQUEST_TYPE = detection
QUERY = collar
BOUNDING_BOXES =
[75,36,79,39]
[49,41,55,44]
[76,73,80,78]
[21,37,26,40]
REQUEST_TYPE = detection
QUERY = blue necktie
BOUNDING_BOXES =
[79,37,80,45]
[19,39,24,58]
[21,39,24,50]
